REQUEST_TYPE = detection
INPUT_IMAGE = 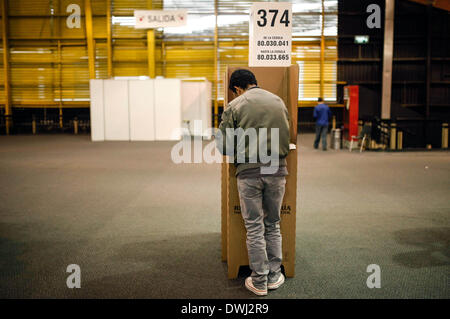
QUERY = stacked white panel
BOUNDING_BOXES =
[181,80,212,138]
[129,80,155,141]
[200,81,212,139]
[154,79,182,141]
[181,81,199,136]
[103,80,130,141]
[89,79,105,142]
[89,79,208,142]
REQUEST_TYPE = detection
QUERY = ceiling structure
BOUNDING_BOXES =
[408,0,450,11]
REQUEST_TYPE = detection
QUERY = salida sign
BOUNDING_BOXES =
[134,9,187,28]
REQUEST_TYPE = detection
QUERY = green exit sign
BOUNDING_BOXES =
[354,35,369,44]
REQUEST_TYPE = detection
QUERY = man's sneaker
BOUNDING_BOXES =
[268,274,285,290]
[245,277,267,296]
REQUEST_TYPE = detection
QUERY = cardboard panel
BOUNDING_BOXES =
[226,163,249,277]
[89,79,105,142]
[129,80,155,141]
[221,69,230,262]
[104,80,130,141]
[279,148,297,277]
[221,160,228,262]
[226,150,297,278]
[221,66,298,278]
[287,65,300,141]
[154,79,182,141]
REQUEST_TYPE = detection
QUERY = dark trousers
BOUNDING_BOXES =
[314,124,328,150]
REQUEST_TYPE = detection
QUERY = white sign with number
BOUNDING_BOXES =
[134,10,187,29]
[249,2,292,67]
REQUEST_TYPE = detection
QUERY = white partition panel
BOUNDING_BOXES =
[154,79,182,140]
[89,79,105,141]
[129,80,155,141]
[181,80,212,138]
[89,79,184,142]
[181,81,199,135]
[104,80,130,141]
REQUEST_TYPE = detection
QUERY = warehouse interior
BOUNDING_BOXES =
[0,0,449,299]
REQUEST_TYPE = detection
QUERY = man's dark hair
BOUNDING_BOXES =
[318,97,324,102]
[229,69,257,94]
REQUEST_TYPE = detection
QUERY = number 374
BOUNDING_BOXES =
[257,9,290,27]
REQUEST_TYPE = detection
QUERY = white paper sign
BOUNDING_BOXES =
[134,10,187,29]
[249,2,292,67]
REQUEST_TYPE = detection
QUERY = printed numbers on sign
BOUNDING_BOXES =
[257,54,290,61]
[256,40,289,47]
[256,9,290,27]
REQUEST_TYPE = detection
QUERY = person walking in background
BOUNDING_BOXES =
[313,97,332,151]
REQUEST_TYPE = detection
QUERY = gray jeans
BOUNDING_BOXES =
[236,175,286,290]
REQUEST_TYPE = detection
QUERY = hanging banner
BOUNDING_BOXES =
[249,2,292,67]
[134,10,188,29]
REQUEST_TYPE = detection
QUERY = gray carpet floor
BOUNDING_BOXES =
[0,133,449,299]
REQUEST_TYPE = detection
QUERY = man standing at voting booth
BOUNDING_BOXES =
[215,69,290,296]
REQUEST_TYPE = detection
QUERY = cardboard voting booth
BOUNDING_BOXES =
[221,65,299,279]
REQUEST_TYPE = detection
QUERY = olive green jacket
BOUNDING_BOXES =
[215,87,290,175]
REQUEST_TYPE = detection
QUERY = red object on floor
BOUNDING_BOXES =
[343,85,359,142]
